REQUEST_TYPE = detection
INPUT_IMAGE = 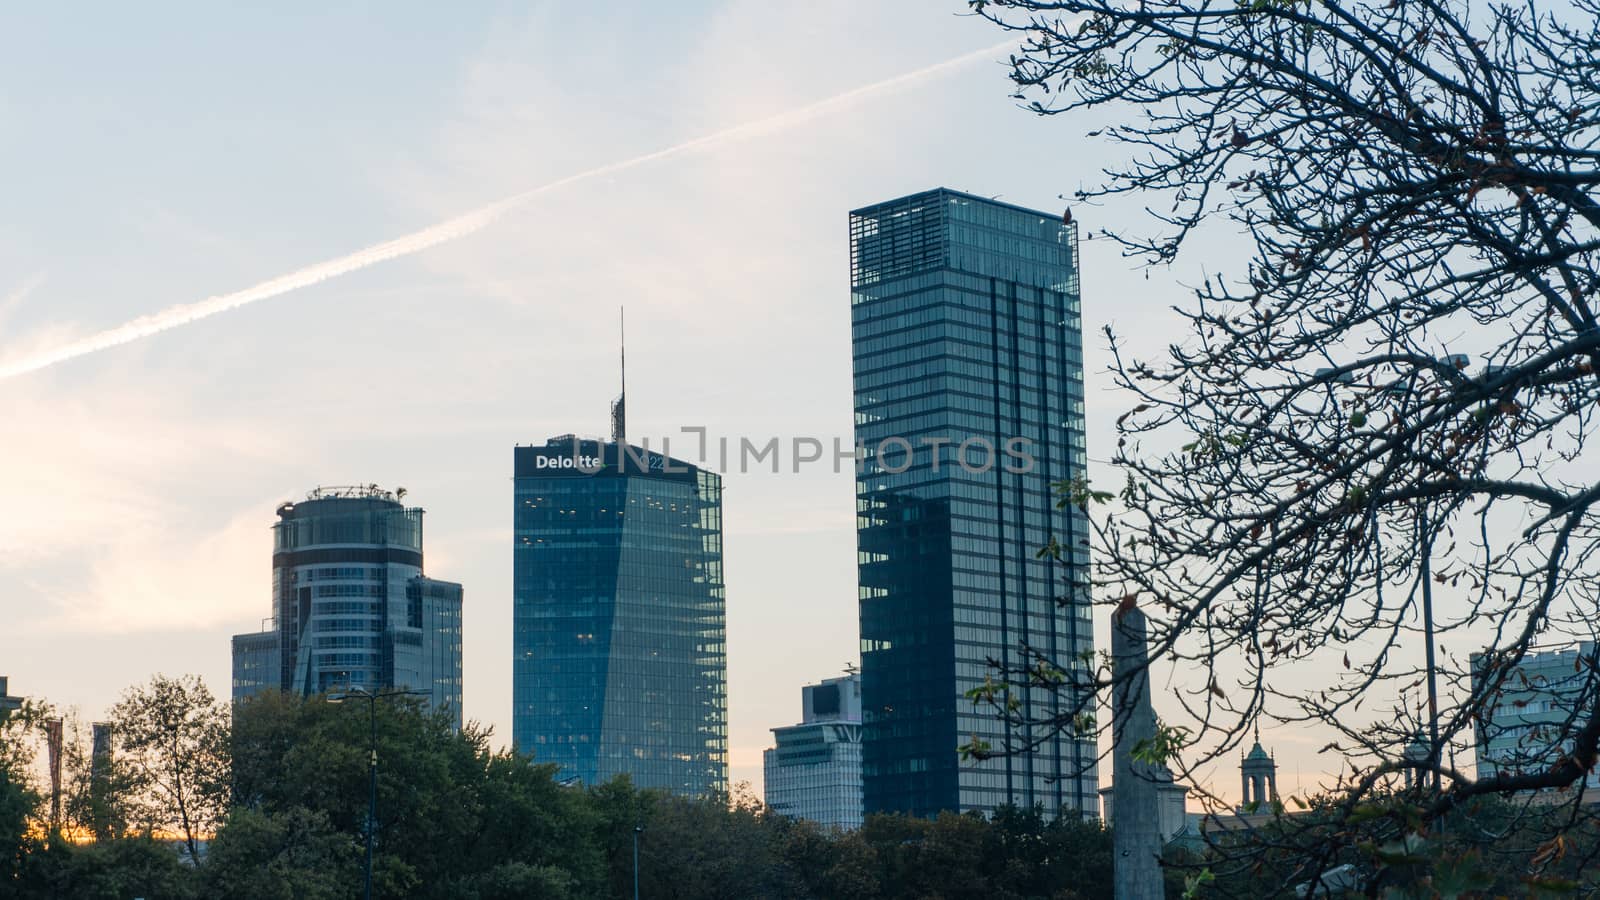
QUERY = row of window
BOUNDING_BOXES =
[854,316,1084,364]
[852,297,1079,343]
[314,617,377,632]
[856,379,1087,419]
[313,600,380,615]
[275,510,422,552]
[315,636,379,649]
[852,270,1081,320]
[855,358,1086,395]
[295,566,383,582]
[314,583,385,597]
[854,325,1078,368]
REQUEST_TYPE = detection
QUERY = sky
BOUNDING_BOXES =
[0,1,1386,802]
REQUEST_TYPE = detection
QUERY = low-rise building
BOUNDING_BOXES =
[1472,642,1600,792]
[1099,765,1191,843]
[764,673,864,829]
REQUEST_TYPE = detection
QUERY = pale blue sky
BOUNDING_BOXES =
[0,2,1343,798]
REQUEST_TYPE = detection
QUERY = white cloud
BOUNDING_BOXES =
[57,500,272,634]
[0,271,46,326]
[0,377,296,633]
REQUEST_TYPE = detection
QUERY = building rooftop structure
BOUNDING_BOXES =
[765,672,865,830]
[1238,729,1280,813]
[0,677,22,717]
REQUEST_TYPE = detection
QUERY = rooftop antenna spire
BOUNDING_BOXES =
[610,307,626,443]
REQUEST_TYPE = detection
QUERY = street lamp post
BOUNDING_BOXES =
[1324,363,1453,792]
[633,823,644,900]
[364,696,377,900]
[1414,354,1475,793]
[1418,508,1442,791]
[330,686,426,900]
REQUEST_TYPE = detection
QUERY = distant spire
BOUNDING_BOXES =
[610,307,627,443]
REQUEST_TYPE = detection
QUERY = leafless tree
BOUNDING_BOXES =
[965,0,1600,892]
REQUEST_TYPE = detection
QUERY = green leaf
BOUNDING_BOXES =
[1431,849,1492,899]
[1130,720,1191,765]
[1182,868,1215,899]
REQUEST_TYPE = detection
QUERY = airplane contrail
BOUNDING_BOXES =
[0,41,1015,382]
[0,272,47,322]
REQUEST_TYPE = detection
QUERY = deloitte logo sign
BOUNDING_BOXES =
[533,454,605,473]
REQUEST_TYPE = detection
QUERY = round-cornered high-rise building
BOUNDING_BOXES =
[232,486,464,726]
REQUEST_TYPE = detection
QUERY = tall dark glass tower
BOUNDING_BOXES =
[850,188,1094,818]
[512,437,727,795]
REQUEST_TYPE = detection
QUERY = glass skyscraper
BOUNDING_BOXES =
[850,188,1095,818]
[230,486,465,727]
[512,437,727,795]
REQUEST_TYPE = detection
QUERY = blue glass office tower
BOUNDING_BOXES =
[512,437,728,795]
[851,188,1095,818]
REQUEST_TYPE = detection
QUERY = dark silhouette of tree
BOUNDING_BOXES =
[0,695,48,887]
[55,714,136,843]
[201,806,360,900]
[2,674,1123,898]
[226,689,584,899]
[108,674,230,865]
[965,0,1600,893]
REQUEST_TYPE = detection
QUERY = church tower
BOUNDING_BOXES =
[1238,729,1278,812]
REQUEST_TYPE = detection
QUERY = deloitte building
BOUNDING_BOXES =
[512,436,727,795]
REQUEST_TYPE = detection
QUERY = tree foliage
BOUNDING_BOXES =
[228,689,530,898]
[16,836,199,900]
[109,674,230,864]
[54,713,137,843]
[4,677,1122,898]
[1180,790,1600,897]
[0,697,47,890]
[201,806,360,900]
[967,0,1600,893]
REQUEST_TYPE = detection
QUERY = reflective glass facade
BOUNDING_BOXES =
[513,438,727,795]
[230,488,465,729]
[406,577,465,716]
[851,188,1095,818]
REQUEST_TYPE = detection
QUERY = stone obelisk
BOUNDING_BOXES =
[1111,605,1165,899]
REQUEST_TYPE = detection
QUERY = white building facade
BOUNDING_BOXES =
[1472,642,1600,791]
[764,673,864,830]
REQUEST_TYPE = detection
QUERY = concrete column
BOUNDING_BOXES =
[1111,607,1166,900]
